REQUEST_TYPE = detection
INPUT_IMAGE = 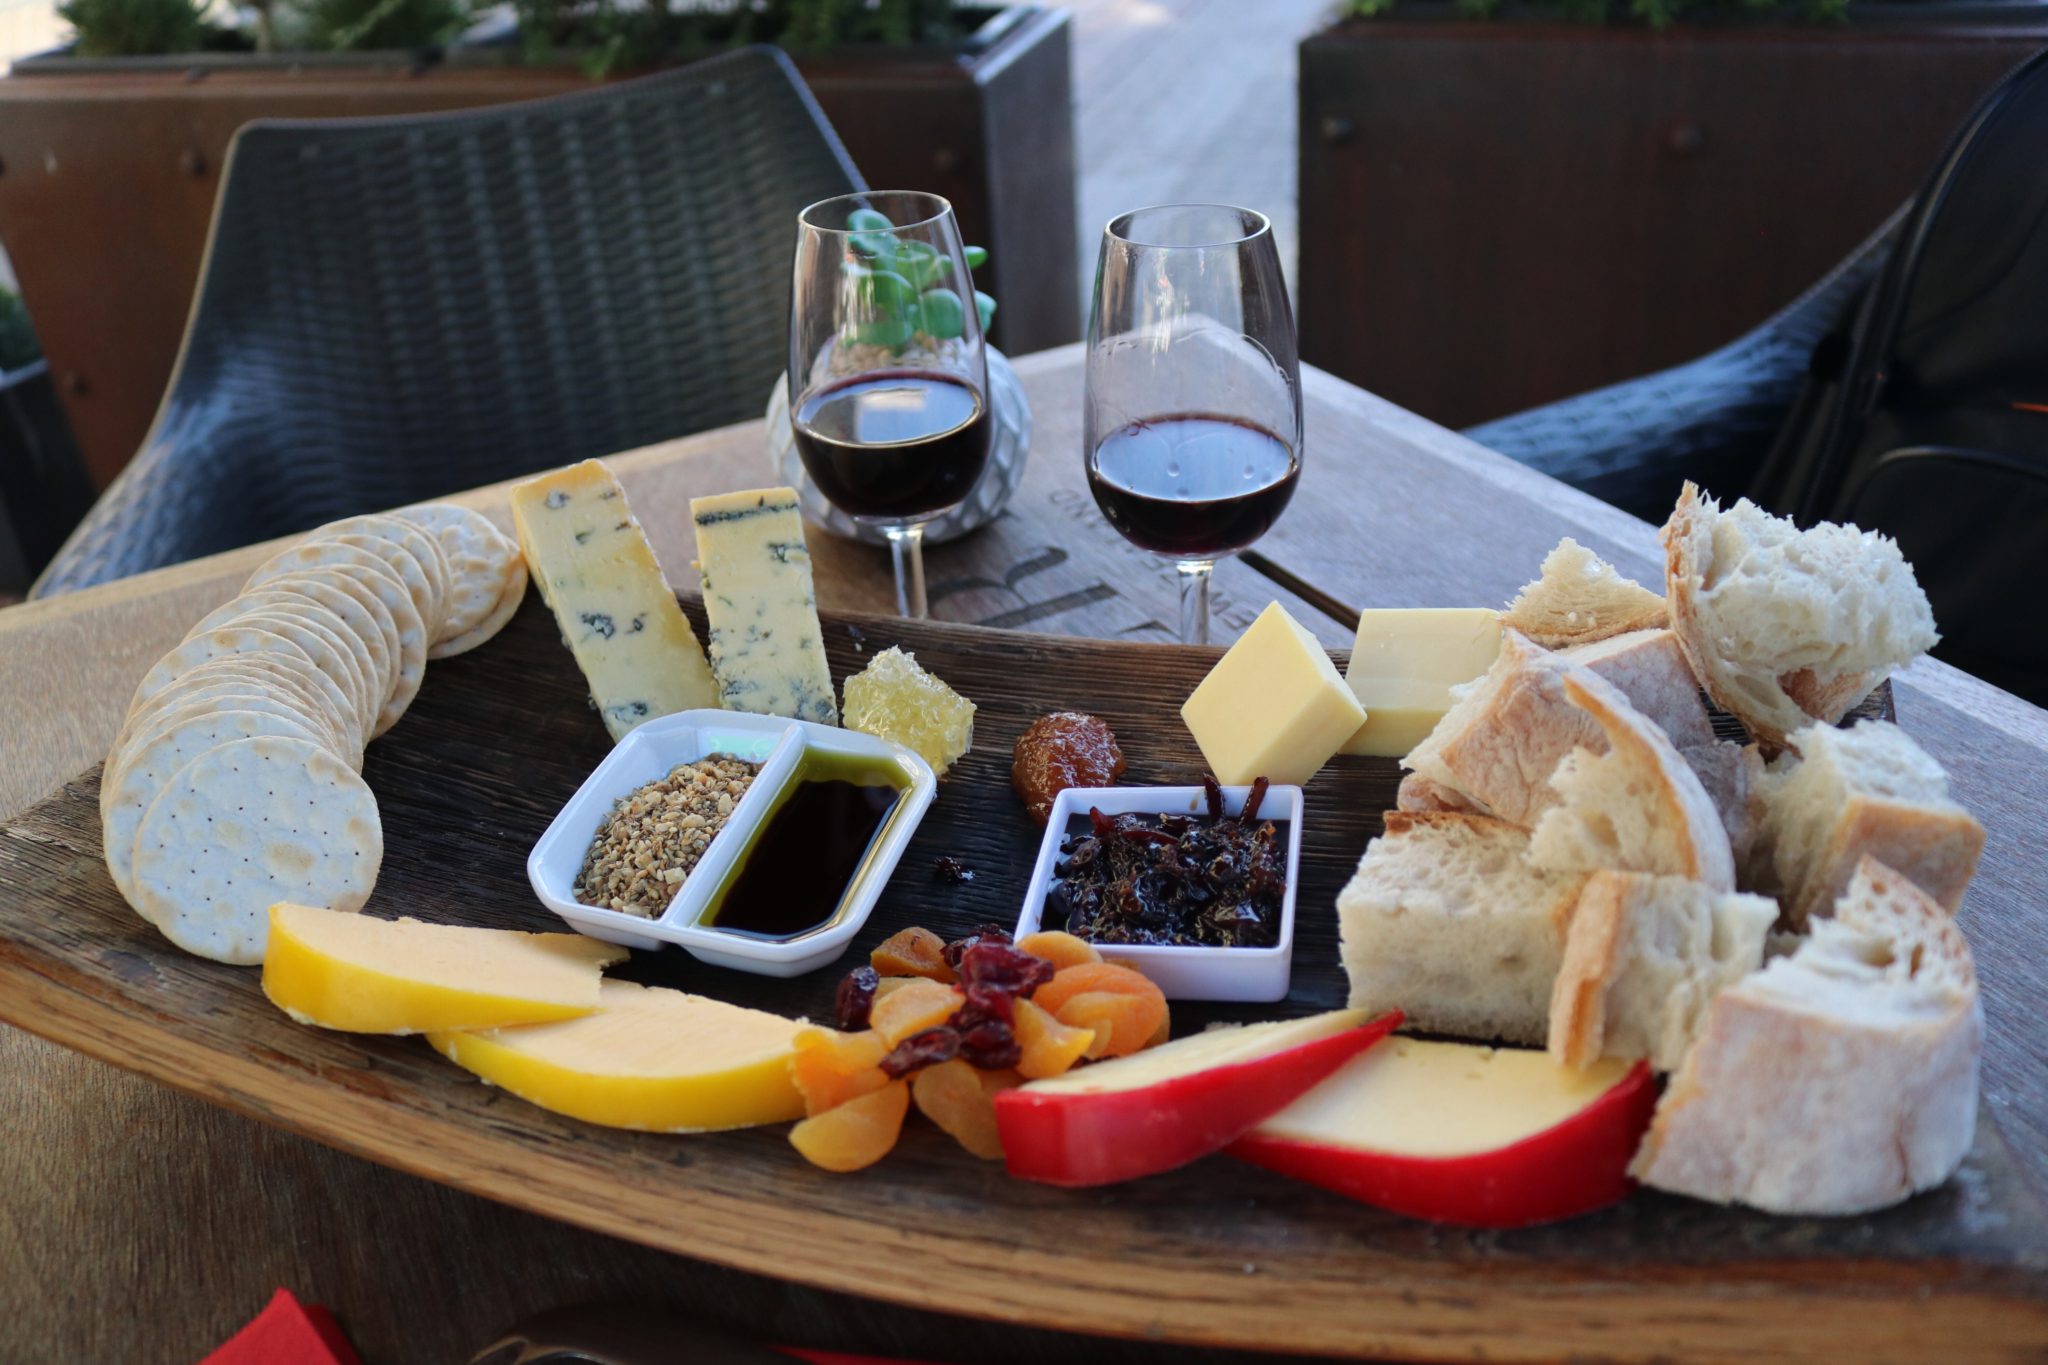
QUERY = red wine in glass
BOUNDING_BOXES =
[1087,413,1301,558]
[792,370,992,523]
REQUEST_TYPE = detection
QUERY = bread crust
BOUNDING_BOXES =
[1502,537,1670,648]
[1547,871,1629,1070]
[1792,796,1986,925]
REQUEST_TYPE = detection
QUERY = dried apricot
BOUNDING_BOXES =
[788,1027,890,1116]
[788,1079,910,1172]
[1013,997,1095,1079]
[1029,961,1162,1016]
[1147,1009,1172,1049]
[868,978,963,1046]
[911,1059,1006,1160]
[871,926,954,982]
[1057,990,1168,1059]
[1015,930,1102,971]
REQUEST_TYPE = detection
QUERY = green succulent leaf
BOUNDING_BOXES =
[854,316,916,350]
[917,288,965,340]
[846,207,895,233]
[859,269,918,311]
[848,231,898,262]
[974,290,997,334]
[964,245,989,270]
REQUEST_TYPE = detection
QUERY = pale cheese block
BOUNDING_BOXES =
[1253,1036,1636,1159]
[263,903,628,1034]
[1180,602,1365,787]
[512,460,721,740]
[1339,608,1501,758]
[1014,1009,1372,1096]
[428,980,805,1132]
[690,486,839,725]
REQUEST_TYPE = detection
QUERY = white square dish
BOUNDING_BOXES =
[1014,783,1303,1002]
[528,710,936,975]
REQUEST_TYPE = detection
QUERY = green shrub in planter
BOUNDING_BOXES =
[56,0,211,55]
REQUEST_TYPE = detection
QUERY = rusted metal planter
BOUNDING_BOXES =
[1297,6,2048,429]
[0,6,1076,488]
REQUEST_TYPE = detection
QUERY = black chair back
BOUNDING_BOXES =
[35,45,861,596]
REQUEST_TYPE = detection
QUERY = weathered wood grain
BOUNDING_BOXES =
[0,599,2039,1364]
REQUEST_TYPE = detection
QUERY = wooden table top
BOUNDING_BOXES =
[4,343,2045,1363]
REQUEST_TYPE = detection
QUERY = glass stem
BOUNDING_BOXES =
[1176,559,1214,645]
[886,523,930,620]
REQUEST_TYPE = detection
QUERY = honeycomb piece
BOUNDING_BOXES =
[841,646,977,777]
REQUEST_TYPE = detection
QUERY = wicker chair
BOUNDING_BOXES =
[1463,212,1903,523]
[33,46,861,597]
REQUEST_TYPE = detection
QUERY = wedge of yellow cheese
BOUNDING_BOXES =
[1180,602,1365,787]
[262,903,627,1034]
[428,980,806,1132]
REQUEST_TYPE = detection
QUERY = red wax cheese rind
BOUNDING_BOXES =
[994,1009,1400,1188]
[1230,1041,1657,1228]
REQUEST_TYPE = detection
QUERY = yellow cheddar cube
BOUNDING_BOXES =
[428,980,806,1133]
[1179,602,1366,787]
[262,903,626,1035]
[1340,608,1502,757]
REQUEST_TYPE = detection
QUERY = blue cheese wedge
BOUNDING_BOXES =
[511,460,721,740]
[690,487,839,725]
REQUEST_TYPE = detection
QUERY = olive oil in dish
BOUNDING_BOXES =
[700,751,907,940]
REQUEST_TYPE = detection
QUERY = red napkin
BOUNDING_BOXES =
[201,1289,361,1365]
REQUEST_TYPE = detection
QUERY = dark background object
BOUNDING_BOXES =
[0,4,1076,493]
[33,47,862,595]
[0,359,96,591]
[1296,12,2048,430]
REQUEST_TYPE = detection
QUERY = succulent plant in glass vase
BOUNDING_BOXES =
[769,204,1031,546]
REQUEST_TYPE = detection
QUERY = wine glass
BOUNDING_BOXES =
[1084,204,1303,645]
[790,190,993,619]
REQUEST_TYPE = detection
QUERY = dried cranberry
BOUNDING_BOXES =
[880,1026,961,1078]
[933,855,976,885]
[956,941,1056,996]
[959,979,1017,1025]
[834,965,879,1031]
[942,922,1013,972]
[958,1019,1022,1071]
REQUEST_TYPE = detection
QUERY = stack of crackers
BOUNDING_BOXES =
[102,506,527,965]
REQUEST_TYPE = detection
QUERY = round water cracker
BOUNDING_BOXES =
[296,531,437,648]
[127,652,354,752]
[102,708,336,907]
[108,684,350,820]
[391,504,522,643]
[247,543,427,731]
[129,735,381,965]
[132,625,318,716]
[207,607,374,743]
[255,570,399,711]
[307,516,450,635]
[427,556,528,660]
[189,593,383,737]
[115,656,345,761]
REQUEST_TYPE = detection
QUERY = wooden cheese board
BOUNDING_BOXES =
[0,596,2044,1363]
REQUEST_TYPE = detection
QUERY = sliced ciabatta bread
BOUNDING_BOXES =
[1403,629,1710,828]
[1338,811,1587,1046]
[1528,673,1738,891]
[1631,858,1981,1215]
[1548,871,1776,1071]
[1502,537,1669,647]
[1661,482,1938,751]
[1760,719,1985,926]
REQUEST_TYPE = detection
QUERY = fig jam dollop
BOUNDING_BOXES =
[1012,711,1126,825]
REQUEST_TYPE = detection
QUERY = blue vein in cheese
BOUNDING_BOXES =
[690,487,839,725]
[511,459,721,740]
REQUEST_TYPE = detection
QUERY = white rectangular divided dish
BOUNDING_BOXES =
[528,709,936,976]
[1015,784,1303,1002]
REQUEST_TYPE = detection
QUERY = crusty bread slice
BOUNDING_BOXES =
[1548,871,1776,1071]
[1528,673,1738,891]
[1503,537,1669,647]
[1630,857,1981,1215]
[1761,719,1985,926]
[1403,629,1711,828]
[1338,811,1587,1046]
[1680,740,1767,879]
[1661,482,1938,751]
